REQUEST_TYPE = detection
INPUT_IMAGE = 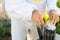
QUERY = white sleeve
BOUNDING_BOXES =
[5,0,38,19]
[47,0,60,15]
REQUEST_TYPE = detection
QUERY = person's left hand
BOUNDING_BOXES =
[49,10,59,25]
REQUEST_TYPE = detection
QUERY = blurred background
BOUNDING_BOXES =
[0,0,60,40]
[0,0,11,40]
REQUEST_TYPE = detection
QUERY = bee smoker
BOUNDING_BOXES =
[37,22,56,40]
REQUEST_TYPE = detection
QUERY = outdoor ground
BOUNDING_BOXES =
[0,37,11,40]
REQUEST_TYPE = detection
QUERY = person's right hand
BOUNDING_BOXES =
[32,10,44,25]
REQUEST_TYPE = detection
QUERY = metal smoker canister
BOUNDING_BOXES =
[37,22,56,40]
[37,25,44,40]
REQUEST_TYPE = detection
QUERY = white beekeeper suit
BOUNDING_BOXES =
[5,0,60,40]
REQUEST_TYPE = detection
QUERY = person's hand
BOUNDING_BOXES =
[49,10,59,25]
[32,10,44,25]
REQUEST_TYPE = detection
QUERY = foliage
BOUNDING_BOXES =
[56,16,60,34]
[0,19,11,37]
[57,0,60,8]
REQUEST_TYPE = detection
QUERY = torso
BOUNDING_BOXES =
[26,0,46,12]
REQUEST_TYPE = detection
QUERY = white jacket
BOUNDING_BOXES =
[5,0,60,40]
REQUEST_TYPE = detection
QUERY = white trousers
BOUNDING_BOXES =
[11,17,39,40]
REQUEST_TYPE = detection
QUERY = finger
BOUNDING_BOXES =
[32,13,41,25]
[32,17,42,25]
[40,19,44,25]
[49,12,53,21]
[32,14,44,25]
[53,13,59,24]
[39,13,44,25]
[54,16,59,24]
[49,13,54,23]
